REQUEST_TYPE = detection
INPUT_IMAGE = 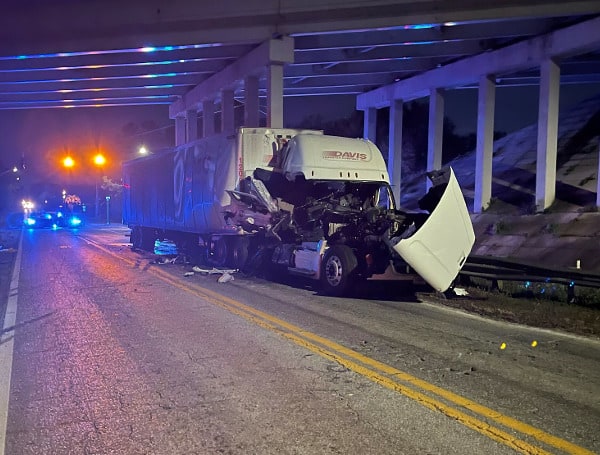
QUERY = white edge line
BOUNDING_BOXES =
[0,231,24,455]
[419,296,600,345]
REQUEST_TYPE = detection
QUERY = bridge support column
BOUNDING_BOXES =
[221,89,235,134]
[266,64,284,128]
[474,75,496,213]
[186,109,198,142]
[597,138,600,208]
[363,107,376,143]
[536,58,560,212]
[175,115,186,146]
[244,75,259,127]
[203,99,215,137]
[388,100,403,205]
[427,88,444,189]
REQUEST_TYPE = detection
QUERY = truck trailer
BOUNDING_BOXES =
[122,127,475,295]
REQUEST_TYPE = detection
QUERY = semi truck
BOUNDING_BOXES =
[122,127,475,295]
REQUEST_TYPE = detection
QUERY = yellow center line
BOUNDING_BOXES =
[149,267,593,455]
[85,239,594,455]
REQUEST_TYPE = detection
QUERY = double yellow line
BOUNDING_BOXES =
[87,239,594,455]
[147,267,593,455]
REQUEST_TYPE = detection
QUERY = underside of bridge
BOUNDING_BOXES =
[1,0,599,211]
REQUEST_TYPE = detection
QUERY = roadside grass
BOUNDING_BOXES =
[424,278,600,338]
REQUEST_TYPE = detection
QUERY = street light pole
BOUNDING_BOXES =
[93,153,106,220]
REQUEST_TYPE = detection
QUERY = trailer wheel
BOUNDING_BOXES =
[131,226,143,250]
[320,245,357,296]
[140,228,156,252]
[208,237,228,267]
[227,237,248,269]
[131,227,155,252]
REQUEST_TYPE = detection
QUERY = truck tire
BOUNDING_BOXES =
[208,237,228,267]
[131,226,143,250]
[226,237,248,269]
[140,228,156,252]
[320,245,358,296]
[131,226,156,252]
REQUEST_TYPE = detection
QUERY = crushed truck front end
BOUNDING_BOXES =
[231,132,475,294]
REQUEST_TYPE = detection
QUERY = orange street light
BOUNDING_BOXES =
[93,153,107,219]
[63,156,75,168]
[93,153,106,167]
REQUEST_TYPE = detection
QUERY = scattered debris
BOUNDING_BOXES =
[183,271,194,277]
[453,287,469,296]
[191,266,238,275]
[154,256,178,264]
[217,272,234,283]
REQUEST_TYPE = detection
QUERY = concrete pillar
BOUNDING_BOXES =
[474,76,496,213]
[536,58,560,212]
[186,109,198,142]
[427,88,444,173]
[266,64,284,128]
[363,107,376,143]
[221,89,235,134]
[203,99,215,137]
[388,100,403,205]
[596,137,600,208]
[244,75,260,127]
[175,115,186,146]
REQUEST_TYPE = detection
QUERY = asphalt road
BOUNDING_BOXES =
[1,224,599,454]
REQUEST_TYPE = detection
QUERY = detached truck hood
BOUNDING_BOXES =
[392,168,475,292]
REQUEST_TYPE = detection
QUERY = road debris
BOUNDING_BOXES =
[154,256,178,264]
[452,287,469,296]
[217,272,234,283]
[191,266,238,275]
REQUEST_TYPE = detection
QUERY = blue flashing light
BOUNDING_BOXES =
[524,281,531,288]
[68,216,82,227]
[25,217,36,226]
[404,23,437,30]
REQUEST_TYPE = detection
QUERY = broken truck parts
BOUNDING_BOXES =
[122,128,475,295]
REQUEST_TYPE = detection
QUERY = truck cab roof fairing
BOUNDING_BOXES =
[282,134,390,183]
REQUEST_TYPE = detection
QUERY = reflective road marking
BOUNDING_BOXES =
[0,233,24,455]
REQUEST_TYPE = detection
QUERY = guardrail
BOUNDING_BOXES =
[459,255,600,303]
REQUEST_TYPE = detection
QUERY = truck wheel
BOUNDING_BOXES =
[226,237,248,269]
[140,228,156,252]
[208,237,228,267]
[320,245,357,296]
[131,226,143,250]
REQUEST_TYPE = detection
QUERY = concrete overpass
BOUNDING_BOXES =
[1,0,600,211]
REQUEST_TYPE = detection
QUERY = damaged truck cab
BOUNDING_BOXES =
[123,128,475,295]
